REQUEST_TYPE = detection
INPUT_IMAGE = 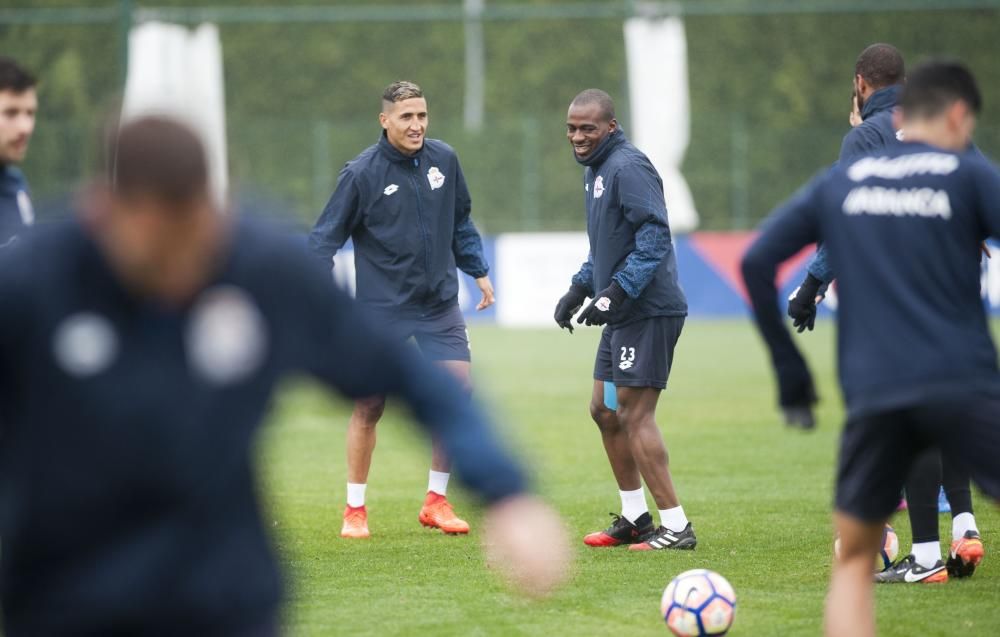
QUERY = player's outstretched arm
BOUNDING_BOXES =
[279,242,571,594]
[742,175,826,417]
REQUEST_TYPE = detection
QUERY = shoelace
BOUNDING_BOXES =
[429,499,457,520]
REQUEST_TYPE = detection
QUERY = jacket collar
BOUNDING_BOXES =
[377,131,424,163]
[575,127,626,168]
[861,84,901,121]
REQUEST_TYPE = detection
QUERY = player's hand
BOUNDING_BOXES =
[475,276,495,311]
[787,291,817,333]
[981,242,992,260]
[787,274,824,333]
[577,281,628,327]
[554,284,588,333]
[849,92,862,128]
[483,495,572,598]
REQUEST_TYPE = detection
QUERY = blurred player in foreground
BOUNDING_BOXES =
[310,81,494,538]
[0,57,37,246]
[0,116,569,636]
[742,60,1000,637]
[554,89,694,551]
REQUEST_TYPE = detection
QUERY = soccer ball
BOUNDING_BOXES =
[661,569,736,636]
[834,523,899,572]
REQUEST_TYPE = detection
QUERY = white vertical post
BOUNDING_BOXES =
[122,22,229,209]
[624,13,700,232]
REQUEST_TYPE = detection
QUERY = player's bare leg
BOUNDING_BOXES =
[416,359,472,534]
[589,380,641,491]
[346,396,386,483]
[616,386,679,507]
[583,380,653,547]
[618,386,695,551]
[341,396,386,538]
[826,512,883,637]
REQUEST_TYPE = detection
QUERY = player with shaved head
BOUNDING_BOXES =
[554,88,695,551]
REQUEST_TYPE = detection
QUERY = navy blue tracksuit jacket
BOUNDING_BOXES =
[743,142,1000,418]
[0,164,33,247]
[0,218,524,635]
[570,128,687,325]
[309,133,489,315]
[807,85,902,283]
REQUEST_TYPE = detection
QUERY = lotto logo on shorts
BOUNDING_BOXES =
[619,346,636,371]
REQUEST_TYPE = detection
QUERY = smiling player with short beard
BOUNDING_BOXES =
[310,81,495,540]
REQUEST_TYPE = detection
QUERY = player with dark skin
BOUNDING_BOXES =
[558,90,692,550]
[566,107,676,508]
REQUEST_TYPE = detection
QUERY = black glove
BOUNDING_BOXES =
[554,284,588,333]
[787,273,823,333]
[577,280,629,327]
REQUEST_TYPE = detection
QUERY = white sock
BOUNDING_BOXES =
[428,470,450,496]
[659,505,689,533]
[911,541,941,569]
[952,512,979,541]
[619,487,648,523]
[346,482,366,508]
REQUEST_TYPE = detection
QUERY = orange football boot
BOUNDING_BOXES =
[341,505,370,539]
[418,492,470,534]
[947,530,984,578]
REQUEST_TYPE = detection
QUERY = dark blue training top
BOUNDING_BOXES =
[808,85,903,282]
[0,217,524,636]
[0,164,34,247]
[743,142,1000,419]
[309,133,489,316]
[569,129,687,325]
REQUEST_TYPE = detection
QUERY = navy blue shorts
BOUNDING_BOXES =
[594,316,684,389]
[371,303,471,362]
[836,393,1000,522]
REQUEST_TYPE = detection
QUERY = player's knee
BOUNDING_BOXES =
[354,397,386,423]
[589,401,617,431]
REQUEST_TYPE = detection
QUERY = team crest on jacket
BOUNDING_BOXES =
[593,175,605,199]
[427,167,445,190]
[187,286,268,385]
[53,312,118,377]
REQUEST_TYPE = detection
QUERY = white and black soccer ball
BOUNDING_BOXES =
[661,569,736,636]
[834,523,899,572]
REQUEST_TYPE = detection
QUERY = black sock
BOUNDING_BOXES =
[942,452,974,516]
[905,449,942,544]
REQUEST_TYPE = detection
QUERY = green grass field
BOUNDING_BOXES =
[258,321,1000,636]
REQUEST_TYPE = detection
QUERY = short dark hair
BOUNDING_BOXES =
[110,116,209,206]
[855,44,905,89]
[382,80,423,106]
[570,89,616,122]
[0,57,37,93]
[899,59,982,119]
